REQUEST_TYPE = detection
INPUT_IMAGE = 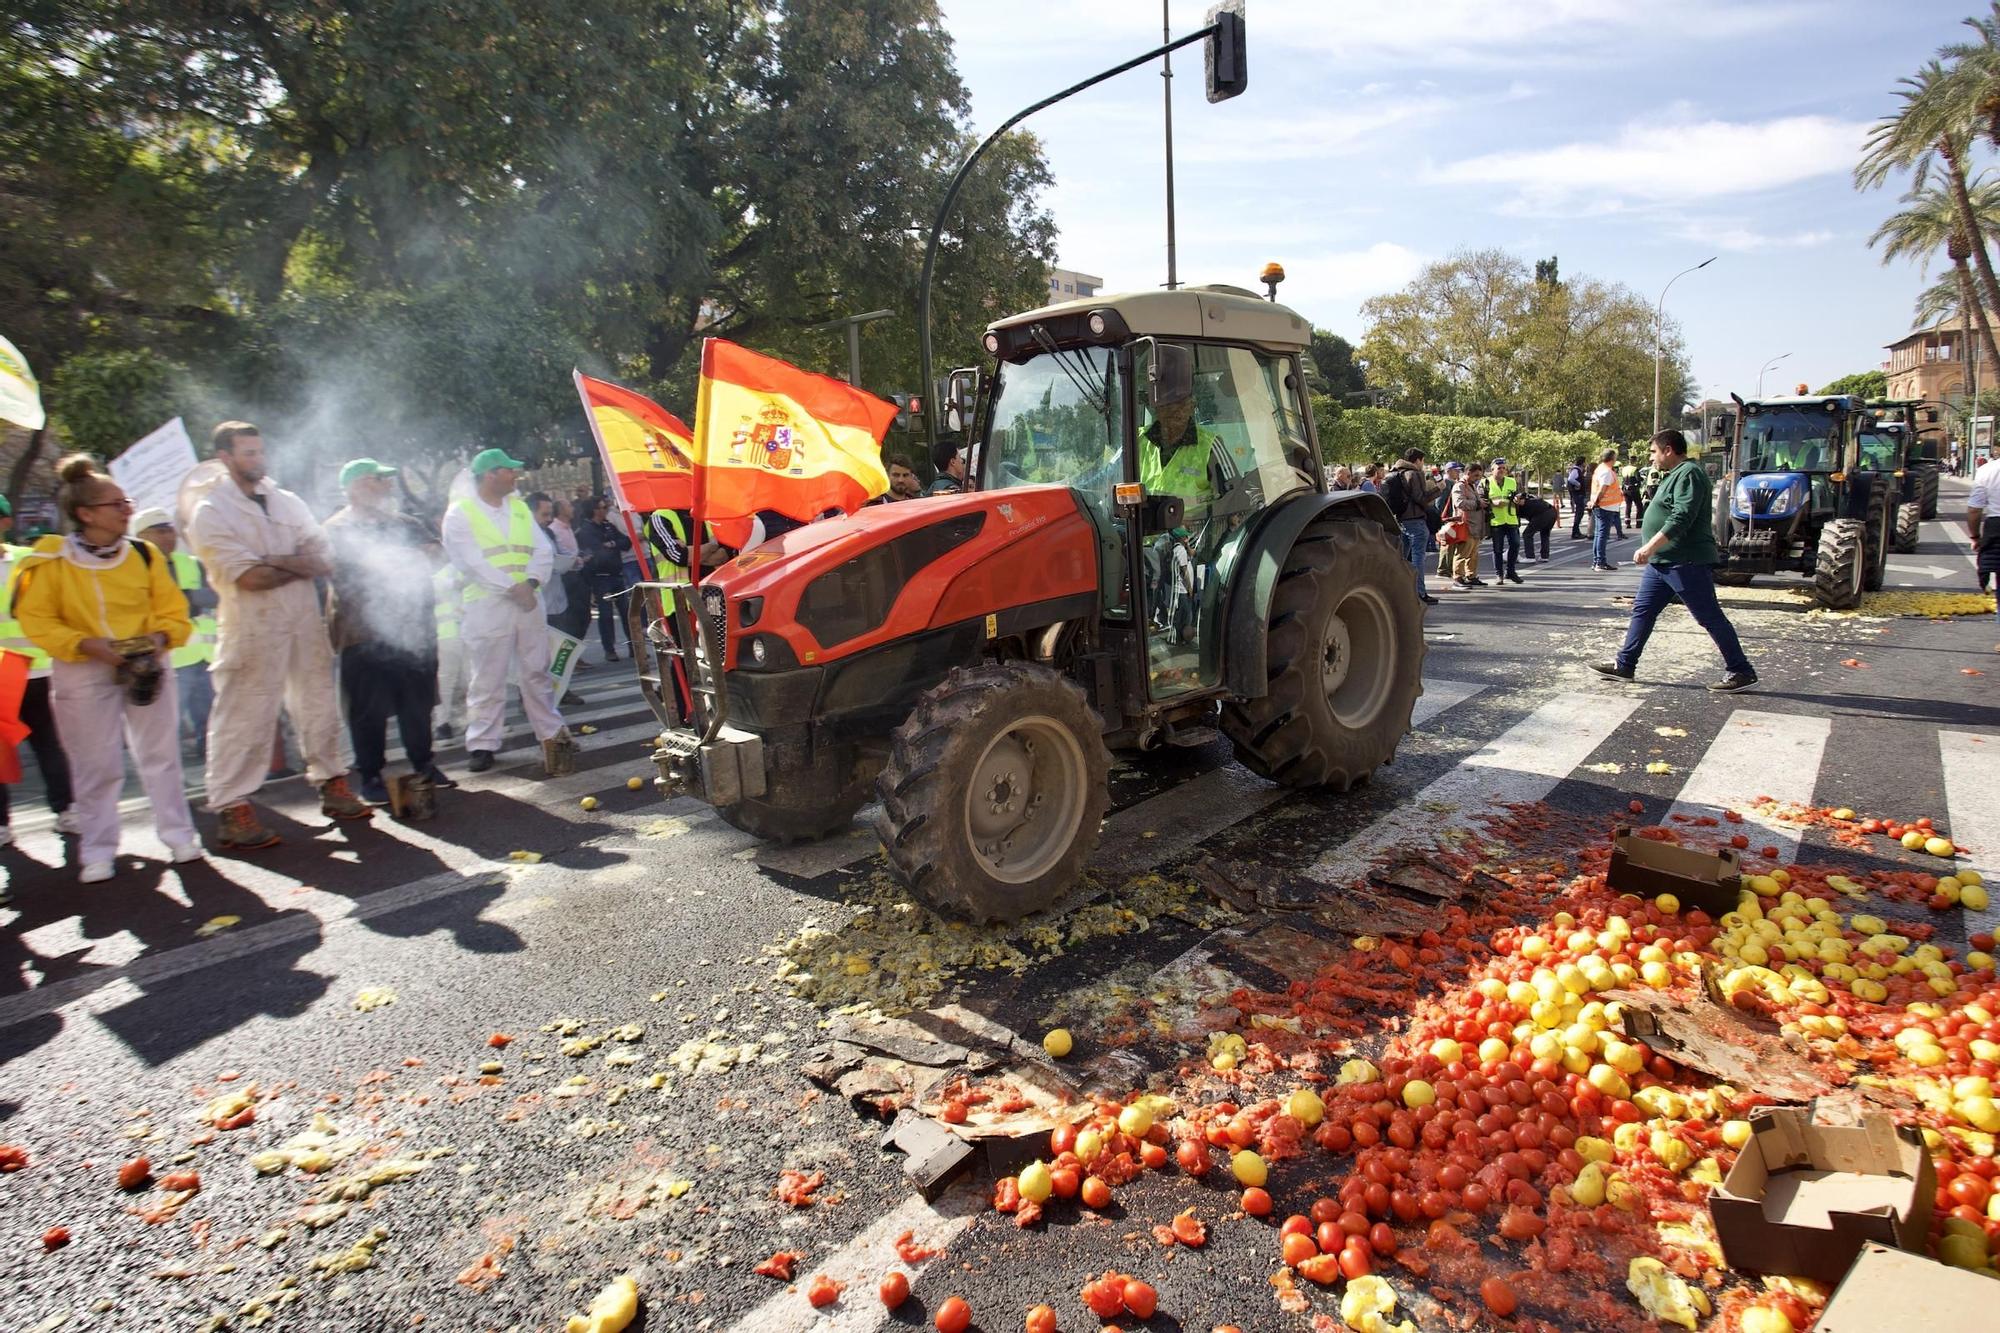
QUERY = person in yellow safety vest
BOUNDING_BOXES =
[0,493,77,851]
[440,448,571,774]
[1485,456,1524,585]
[187,421,373,850]
[432,564,468,740]
[131,508,216,760]
[1138,397,1223,629]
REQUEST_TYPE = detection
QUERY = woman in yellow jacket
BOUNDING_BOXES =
[14,456,202,882]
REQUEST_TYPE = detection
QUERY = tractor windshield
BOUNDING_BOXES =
[983,346,1123,490]
[1858,427,1903,472]
[1739,407,1839,474]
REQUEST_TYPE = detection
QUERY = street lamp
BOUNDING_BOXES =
[1757,352,1793,397]
[1653,257,1715,436]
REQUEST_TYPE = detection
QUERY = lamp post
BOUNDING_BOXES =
[1653,257,1714,436]
[1757,352,1793,397]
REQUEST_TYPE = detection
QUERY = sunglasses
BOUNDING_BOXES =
[82,497,135,510]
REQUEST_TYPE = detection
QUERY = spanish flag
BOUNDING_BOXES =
[691,339,895,531]
[573,371,696,511]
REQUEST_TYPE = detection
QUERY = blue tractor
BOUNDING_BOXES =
[1710,394,1899,609]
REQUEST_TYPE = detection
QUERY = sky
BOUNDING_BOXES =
[937,0,1990,403]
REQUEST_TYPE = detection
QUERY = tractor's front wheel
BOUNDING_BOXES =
[1221,518,1424,791]
[716,742,871,844]
[875,663,1110,923]
[1812,518,1867,610]
[1863,490,1890,592]
[1893,497,1920,553]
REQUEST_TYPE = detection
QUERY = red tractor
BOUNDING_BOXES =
[633,283,1426,922]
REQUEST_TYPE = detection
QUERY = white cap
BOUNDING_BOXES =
[129,507,173,535]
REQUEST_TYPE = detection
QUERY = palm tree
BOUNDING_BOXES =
[1868,173,2000,383]
[1856,60,2000,358]
[1946,3,2000,145]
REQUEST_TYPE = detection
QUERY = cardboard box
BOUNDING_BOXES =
[1712,1104,1935,1285]
[1816,1243,1997,1331]
[1606,826,1741,914]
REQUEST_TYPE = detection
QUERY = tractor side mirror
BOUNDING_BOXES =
[1708,417,1727,440]
[943,366,979,434]
[1138,492,1185,536]
[1924,407,1940,423]
[1144,340,1195,410]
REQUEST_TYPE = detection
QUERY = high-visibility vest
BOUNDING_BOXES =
[1140,424,1221,504]
[0,544,51,676]
[1487,475,1520,526]
[167,548,216,670]
[434,567,462,641]
[653,509,689,580]
[455,495,536,601]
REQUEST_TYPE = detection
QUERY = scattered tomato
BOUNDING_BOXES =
[1241,1186,1273,1217]
[41,1226,69,1250]
[1080,1175,1112,1210]
[879,1271,910,1308]
[806,1274,843,1307]
[115,1157,151,1191]
[1122,1279,1158,1318]
[1481,1276,1519,1316]
[157,1171,200,1193]
[935,1294,972,1333]
[1026,1303,1057,1333]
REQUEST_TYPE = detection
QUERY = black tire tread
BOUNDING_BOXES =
[1813,518,1866,610]
[1893,498,1920,554]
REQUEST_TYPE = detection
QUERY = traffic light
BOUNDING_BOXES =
[1205,1,1246,103]
[886,393,924,435]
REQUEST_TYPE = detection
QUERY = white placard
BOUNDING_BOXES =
[111,417,199,522]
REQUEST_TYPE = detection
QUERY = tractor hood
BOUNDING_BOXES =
[699,487,1100,671]
[1731,472,1809,521]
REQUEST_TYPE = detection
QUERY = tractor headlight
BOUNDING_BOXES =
[749,637,768,666]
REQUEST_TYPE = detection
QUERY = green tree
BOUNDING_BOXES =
[1305,328,1367,398]
[1866,171,2000,397]
[1814,371,1891,398]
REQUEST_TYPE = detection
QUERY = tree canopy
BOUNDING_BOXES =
[2,0,1056,474]
[1357,248,1687,442]
[1815,370,1890,398]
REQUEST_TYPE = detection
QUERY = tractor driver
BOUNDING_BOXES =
[1139,396,1223,522]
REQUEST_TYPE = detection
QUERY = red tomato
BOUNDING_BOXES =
[942,1099,968,1125]
[1241,1187,1273,1217]
[1081,1274,1125,1318]
[1316,1221,1344,1253]
[41,1226,70,1250]
[807,1274,843,1307]
[1297,1253,1343,1284]
[1172,1211,1207,1247]
[1281,1231,1319,1267]
[879,1272,910,1308]
[1176,1138,1209,1176]
[1338,1240,1373,1279]
[1498,1207,1545,1241]
[1949,1173,1992,1211]
[1050,1165,1080,1199]
[1026,1303,1057,1333]
[1050,1123,1078,1156]
[1122,1280,1158,1318]
[1140,1141,1168,1170]
[1310,1197,1342,1224]
[1080,1176,1112,1209]
[1280,1214,1312,1239]
[115,1157,151,1191]
[1315,1121,1353,1153]
[1369,1222,1398,1256]
[1480,1276,1518,1316]
[935,1295,972,1333]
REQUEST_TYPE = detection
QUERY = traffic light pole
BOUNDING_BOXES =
[916,19,1227,454]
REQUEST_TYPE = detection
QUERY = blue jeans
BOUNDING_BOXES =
[1592,507,1622,567]
[1616,562,1753,676]
[1399,519,1429,597]
[1490,525,1519,579]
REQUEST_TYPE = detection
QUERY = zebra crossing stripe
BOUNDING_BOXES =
[1940,730,2000,937]
[1664,710,1831,864]
[1305,689,1645,889]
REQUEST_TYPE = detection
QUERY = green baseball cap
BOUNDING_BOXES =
[470,447,526,476]
[338,457,398,488]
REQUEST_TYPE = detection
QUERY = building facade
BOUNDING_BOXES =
[1884,317,1985,403]
[1046,267,1103,301]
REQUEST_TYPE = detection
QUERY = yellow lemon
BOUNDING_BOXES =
[580,796,599,811]
[1041,1028,1073,1058]
[1230,1149,1267,1186]
[626,776,644,790]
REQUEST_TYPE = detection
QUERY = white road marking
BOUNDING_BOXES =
[1305,690,1644,888]
[1664,710,1831,863]
[1941,730,2000,938]
[720,1184,983,1333]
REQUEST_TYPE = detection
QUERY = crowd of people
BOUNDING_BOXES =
[0,425,607,884]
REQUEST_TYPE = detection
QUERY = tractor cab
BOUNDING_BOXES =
[1715,395,1895,607]
[1868,397,1947,529]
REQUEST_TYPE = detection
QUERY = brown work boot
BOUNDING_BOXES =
[319,774,373,821]
[216,802,281,850]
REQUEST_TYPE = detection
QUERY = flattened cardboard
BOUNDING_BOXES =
[1607,826,1741,914]
[1712,1104,1934,1285]
[1816,1243,1998,1331]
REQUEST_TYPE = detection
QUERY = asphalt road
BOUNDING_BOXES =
[1,480,1994,1333]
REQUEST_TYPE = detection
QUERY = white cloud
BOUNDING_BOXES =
[1287,0,1814,67]
[1429,110,1868,211]
[1677,222,1837,252]
[1281,242,1430,319]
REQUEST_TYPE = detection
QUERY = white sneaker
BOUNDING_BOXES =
[54,809,79,835]
[168,842,204,864]
[80,861,115,884]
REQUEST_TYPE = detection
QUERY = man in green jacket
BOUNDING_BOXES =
[1591,430,1756,692]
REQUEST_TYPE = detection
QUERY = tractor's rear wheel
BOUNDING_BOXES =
[1863,491,1890,592]
[1221,518,1424,791]
[875,662,1109,923]
[1812,518,1867,610]
[716,742,870,844]
[1893,498,1920,553]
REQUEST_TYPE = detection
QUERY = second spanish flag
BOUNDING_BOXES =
[691,338,895,527]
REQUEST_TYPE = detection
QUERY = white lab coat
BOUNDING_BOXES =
[186,477,348,809]
[442,493,563,754]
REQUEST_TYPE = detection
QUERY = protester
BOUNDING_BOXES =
[324,459,454,805]
[1442,462,1488,589]
[884,454,923,500]
[1361,463,1384,494]
[1380,447,1438,606]
[1519,489,1557,562]
[1565,456,1589,539]
[1331,464,1354,490]
[646,509,695,580]
[928,440,968,492]
[187,421,370,849]
[130,509,216,758]
[1621,456,1643,525]
[1592,430,1757,691]
[575,496,631,661]
[14,456,200,881]
[1486,457,1523,585]
[0,496,76,843]
[1588,447,1626,571]
[442,448,571,773]
[1970,449,2000,620]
